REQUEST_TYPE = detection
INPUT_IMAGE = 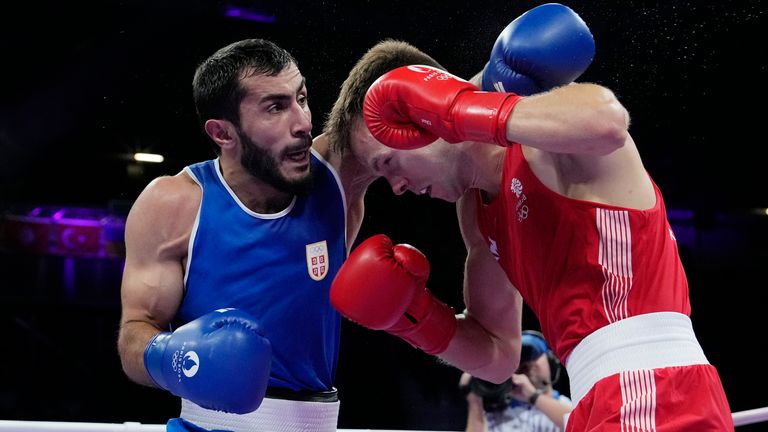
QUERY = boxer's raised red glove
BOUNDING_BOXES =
[330,234,457,355]
[363,65,523,150]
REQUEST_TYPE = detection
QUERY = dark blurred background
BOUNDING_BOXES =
[0,0,765,430]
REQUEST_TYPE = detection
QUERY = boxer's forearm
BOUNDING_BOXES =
[117,319,160,387]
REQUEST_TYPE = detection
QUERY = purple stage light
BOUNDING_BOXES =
[223,5,276,23]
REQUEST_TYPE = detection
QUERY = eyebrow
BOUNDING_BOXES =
[258,76,306,104]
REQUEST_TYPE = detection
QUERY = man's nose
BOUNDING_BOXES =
[387,176,408,195]
[292,103,312,136]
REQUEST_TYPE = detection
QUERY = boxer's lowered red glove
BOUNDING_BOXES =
[330,234,457,355]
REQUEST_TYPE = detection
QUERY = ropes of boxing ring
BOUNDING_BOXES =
[732,406,768,427]
[0,406,767,431]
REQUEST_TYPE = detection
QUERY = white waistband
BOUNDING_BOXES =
[565,312,709,405]
[180,397,340,432]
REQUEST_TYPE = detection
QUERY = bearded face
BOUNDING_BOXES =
[237,126,314,195]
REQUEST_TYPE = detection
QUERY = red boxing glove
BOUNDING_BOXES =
[330,234,457,355]
[363,65,523,150]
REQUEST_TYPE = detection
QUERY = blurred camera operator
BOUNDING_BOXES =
[459,331,573,431]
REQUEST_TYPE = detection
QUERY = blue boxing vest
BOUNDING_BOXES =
[178,149,346,391]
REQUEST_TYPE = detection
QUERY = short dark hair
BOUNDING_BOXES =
[323,39,444,155]
[192,38,297,141]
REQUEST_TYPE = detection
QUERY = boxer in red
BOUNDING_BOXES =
[330,4,734,430]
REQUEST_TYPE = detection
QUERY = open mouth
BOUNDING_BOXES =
[285,147,310,163]
[418,185,432,196]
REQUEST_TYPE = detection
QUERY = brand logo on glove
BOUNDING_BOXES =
[181,351,200,378]
[407,65,435,74]
[171,344,201,381]
[306,240,329,281]
[407,65,456,83]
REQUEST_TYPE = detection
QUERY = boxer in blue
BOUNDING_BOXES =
[118,39,346,432]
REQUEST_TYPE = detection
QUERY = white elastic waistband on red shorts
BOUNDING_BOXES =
[180,396,340,432]
[565,311,710,405]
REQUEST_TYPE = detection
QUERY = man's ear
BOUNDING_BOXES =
[204,119,237,151]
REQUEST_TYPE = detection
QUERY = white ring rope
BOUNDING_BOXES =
[1,408,767,431]
[733,406,768,427]
[0,422,164,432]
[0,422,453,432]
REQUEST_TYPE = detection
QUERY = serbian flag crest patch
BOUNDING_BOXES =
[306,240,329,281]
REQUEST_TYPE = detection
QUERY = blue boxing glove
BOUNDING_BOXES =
[144,308,271,414]
[482,3,595,95]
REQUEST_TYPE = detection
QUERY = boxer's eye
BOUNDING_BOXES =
[373,156,392,174]
[267,102,286,113]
